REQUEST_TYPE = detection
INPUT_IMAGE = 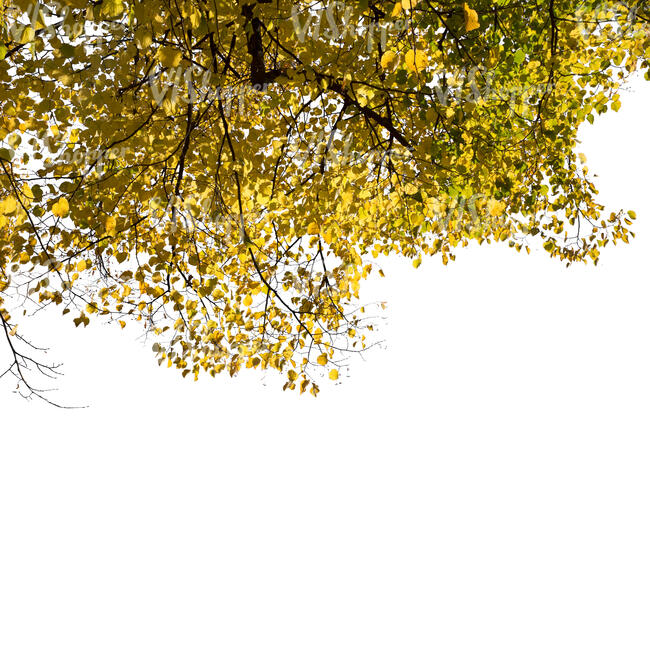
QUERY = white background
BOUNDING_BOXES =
[1,78,649,649]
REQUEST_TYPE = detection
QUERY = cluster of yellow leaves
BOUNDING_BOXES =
[0,0,646,396]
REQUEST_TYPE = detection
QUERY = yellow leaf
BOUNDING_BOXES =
[413,257,422,268]
[157,47,183,68]
[0,197,17,215]
[487,198,505,217]
[22,183,34,200]
[101,0,124,18]
[401,0,418,10]
[329,368,339,380]
[189,10,201,30]
[391,3,402,17]
[106,215,117,235]
[52,197,69,217]
[317,353,327,365]
[405,49,428,72]
[243,294,253,307]
[135,28,153,49]
[307,221,319,235]
[19,26,35,44]
[463,3,480,32]
[381,51,397,69]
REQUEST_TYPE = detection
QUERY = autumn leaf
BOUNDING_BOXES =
[101,0,125,18]
[463,3,480,32]
[51,197,69,217]
[0,197,17,215]
[105,215,117,236]
[380,51,398,70]
[157,47,183,68]
[401,0,419,10]
[487,199,506,217]
[405,49,428,72]
[19,26,35,44]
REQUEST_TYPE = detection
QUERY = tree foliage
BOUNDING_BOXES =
[0,0,648,401]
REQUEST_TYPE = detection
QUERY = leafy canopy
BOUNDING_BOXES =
[0,0,648,401]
